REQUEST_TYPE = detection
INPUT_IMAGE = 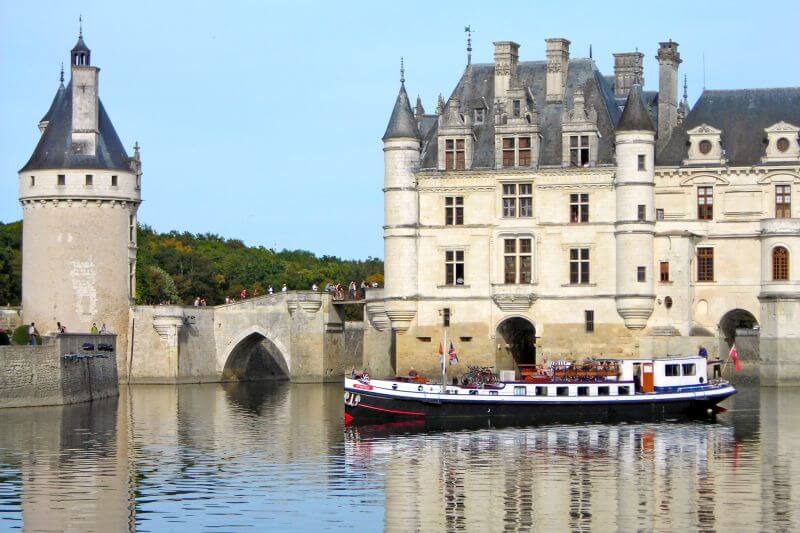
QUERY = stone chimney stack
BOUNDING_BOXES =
[545,38,570,103]
[493,41,520,100]
[656,40,682,146]
[613,52,644,97]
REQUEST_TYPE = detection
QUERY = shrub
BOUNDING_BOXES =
[11,325,40,345]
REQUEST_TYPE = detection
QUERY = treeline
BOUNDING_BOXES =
[0,221,383,306]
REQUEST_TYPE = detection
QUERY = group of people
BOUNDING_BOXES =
[21,320,109,345]
[326,280,379,301]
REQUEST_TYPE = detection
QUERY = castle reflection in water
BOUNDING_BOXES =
[0,383,797,531]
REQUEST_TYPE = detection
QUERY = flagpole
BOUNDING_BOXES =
[442,326,447,393]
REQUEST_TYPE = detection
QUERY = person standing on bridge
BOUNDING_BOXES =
[311,283,318,292]
[241,288,247,300]
[268,285,274,295]
[348,281,356,300]
[281,284,288,293]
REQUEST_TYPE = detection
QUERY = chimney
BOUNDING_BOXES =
[545,38,570,103]
[70,40,99,156]
[656,40,682,146]
[613,52,644,97]
[493,41,520,100]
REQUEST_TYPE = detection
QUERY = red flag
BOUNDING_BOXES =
[729,344,741,372]
[438,342,444,355]
[448,342,459,365]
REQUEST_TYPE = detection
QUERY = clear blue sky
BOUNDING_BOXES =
[2,0,799,259]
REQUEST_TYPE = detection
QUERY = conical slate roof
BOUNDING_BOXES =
[617,84,656,132]
[383,83,420,141]
[20,81,130,172]
[39,82,66,124]
[71,36,90,53]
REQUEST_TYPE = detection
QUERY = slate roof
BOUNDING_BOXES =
[383,83,420,141]
[39,82,66,124]
[617,85,656,132]
[657,88,800,166]
[20,81,131,172]
[419,59,623,169]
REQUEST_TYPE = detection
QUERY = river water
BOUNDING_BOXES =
[0,382,798,532]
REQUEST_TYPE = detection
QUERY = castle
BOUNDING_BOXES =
[18,30,141,375]
[369,37,800,385]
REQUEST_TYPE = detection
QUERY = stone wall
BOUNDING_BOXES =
[0,334,118,408]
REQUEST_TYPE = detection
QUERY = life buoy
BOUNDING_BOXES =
[417,385,424,392]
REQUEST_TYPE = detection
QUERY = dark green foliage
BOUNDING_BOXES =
[0,221,22,306]
[11,325,39,345]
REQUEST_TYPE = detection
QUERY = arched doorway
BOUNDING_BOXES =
[222,332,290,382]
[718,309,759,366]
[495,317,536,371]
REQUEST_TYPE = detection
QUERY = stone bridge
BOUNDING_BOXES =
[127,292,362,383]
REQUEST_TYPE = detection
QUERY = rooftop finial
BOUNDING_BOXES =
[589,44,593,59]
[79,14,83,38]
[465,25,472,66]
[683,74,688,102]
[60,62,64,83]
[400,57,405,85]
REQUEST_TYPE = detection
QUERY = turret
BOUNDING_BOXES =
[614,85,656,329]
[382,61,420,331]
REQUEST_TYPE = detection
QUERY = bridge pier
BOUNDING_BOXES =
[126,292,359,384]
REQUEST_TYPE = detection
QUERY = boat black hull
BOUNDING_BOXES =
[345,389,733,426]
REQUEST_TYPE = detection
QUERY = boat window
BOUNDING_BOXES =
[577,386,589,396]
[618,386,631,395]
[665,364,680,377]
[556,386,569,397]
[598,386,610,396]
[682,363,696,376]
[535,386,548,396]
[489,390,499,396]
[469,390,478,395]
[514,386,527,396]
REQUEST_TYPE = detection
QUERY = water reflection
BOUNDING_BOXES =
[0,383,797,531]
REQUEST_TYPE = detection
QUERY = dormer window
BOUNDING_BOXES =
[685,124,725,165]
[513,100,521,117]
[699,140,712,155]
[501,137,532,168]
[445,139,465,170]
[570,135,590,167]
[762,122,800,163]
[474,108,485,125]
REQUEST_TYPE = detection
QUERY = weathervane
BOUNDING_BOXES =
[60,62,64,83]
[79,14,83,37]
[400,57,405,85]
[465,25,472,66]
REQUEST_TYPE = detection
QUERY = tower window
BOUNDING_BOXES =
[474,108,485,125]
[570,193,589,223]
[637,205,646,221]
[85,174,93,186]
[57,174,65,186]
[638,154,646,171]
[656,209,665,220]
[585,310,594,333]
[445,250,465,285]
[111,175,118,187]
[697,247,714,282]
[512,100,521,117]
[637,266,646,282]
[445,139,466,170]
[697,186,713,220]
[660,262,670,282]
[30,176,35,187]
[503,238,532,284]
[569,135,590,167]
[569,248,590,284]
[776,185,791,218]
[773,246,789,281]
[445,196,464,225]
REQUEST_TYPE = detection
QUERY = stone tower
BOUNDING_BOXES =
[614,84,656,329]
[18,30,141,376]
[381,66,420,332]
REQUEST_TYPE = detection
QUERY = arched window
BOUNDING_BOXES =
[773,246,789,281]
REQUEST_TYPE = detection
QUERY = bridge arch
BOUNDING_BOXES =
[221,325,291,382]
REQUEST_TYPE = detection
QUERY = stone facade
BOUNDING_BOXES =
[0,334,118,408]
[370,37,800,385]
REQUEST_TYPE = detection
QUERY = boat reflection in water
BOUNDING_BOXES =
[0,383,798,531]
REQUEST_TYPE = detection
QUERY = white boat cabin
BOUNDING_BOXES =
[614,356,709,392]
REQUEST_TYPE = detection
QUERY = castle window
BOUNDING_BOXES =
[569,135,590,167]
[697,186,713,220]
[445,196,464,226]
[445,139,466,170]
[585,310,594,333]
[570,248,590,284]
[129,215,136,243]
[30,176,35,187]
[512,100,521,117]
[518,137,531,166]
[57,174,65,186]
[697,247,714,282]
[637,204,646,221]
[474,108,485,125]
[637,266,646,282]
[776,185,791,218]
[502,138,516,167]
[660,262,670,282]
[776,137,790,153]
[656,209,665,220]
[502,137,533,168]
[112,175,118,187]
[85,174,93,186]
[129,262,134,298]
[570,193,589,223]
[773,246,789,281]
[502,183,533,218]
[698,140,713,155]
[503,238,532,284]
[638,154,646,171]
[445,250,465,285]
